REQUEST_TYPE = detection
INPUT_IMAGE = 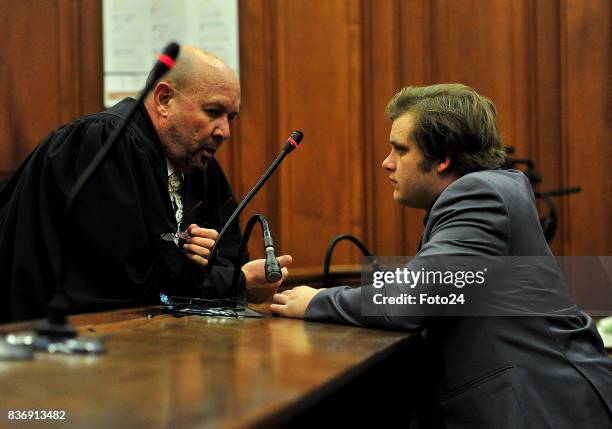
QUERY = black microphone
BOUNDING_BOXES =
[145,42,181,89]
[283,130,303,154]
[534,187,580,242]
[36,43,180,343]
[230,215,282,303]
[262,218,282,282]
[206,131,304,280]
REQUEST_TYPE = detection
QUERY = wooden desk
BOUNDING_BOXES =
[0,306,413,428]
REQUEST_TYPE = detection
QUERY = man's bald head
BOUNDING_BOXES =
[145,46,238,95]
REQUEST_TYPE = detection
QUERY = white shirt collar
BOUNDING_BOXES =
[165,157,183,180]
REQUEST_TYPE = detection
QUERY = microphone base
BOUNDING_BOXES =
[236,307,265,318]
[33,320,78,341]
[4,322,106,356]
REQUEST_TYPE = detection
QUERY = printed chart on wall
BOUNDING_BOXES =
[103,0,239,107]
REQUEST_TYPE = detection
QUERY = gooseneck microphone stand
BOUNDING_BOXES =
[503,146,581,243]
[322,234,380,288]
[158,214,281,319]
[206,131,303,274]
[157,133,303,319]
[231,214,282,306]
[196,132,303,309]
[535,188,581,242]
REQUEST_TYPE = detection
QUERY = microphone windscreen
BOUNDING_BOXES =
[146,43,180,90]
[284,130,304,153]
[290,131,304,144]
[157,42,180,70]
[163,42,180,61]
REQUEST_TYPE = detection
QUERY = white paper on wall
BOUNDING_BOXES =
[103,0,239,107]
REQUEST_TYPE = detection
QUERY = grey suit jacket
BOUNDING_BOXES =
[305,169,612,428]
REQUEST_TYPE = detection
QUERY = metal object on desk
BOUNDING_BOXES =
[0,331,107,360]
[0,337,34,360]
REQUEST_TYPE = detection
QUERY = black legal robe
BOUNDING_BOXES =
[0,98,246,322]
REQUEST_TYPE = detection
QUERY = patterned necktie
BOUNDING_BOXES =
[168,171,183,230]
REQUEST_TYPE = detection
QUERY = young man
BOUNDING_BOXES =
[271,84,611,428]
[0,47,291,322]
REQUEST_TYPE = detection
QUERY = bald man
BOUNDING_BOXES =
[0,47,291,322]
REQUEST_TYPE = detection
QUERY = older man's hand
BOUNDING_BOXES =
[242,255,293,303]
[183,224,218,267]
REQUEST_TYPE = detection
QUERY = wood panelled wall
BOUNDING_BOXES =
[1,0,610,278]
